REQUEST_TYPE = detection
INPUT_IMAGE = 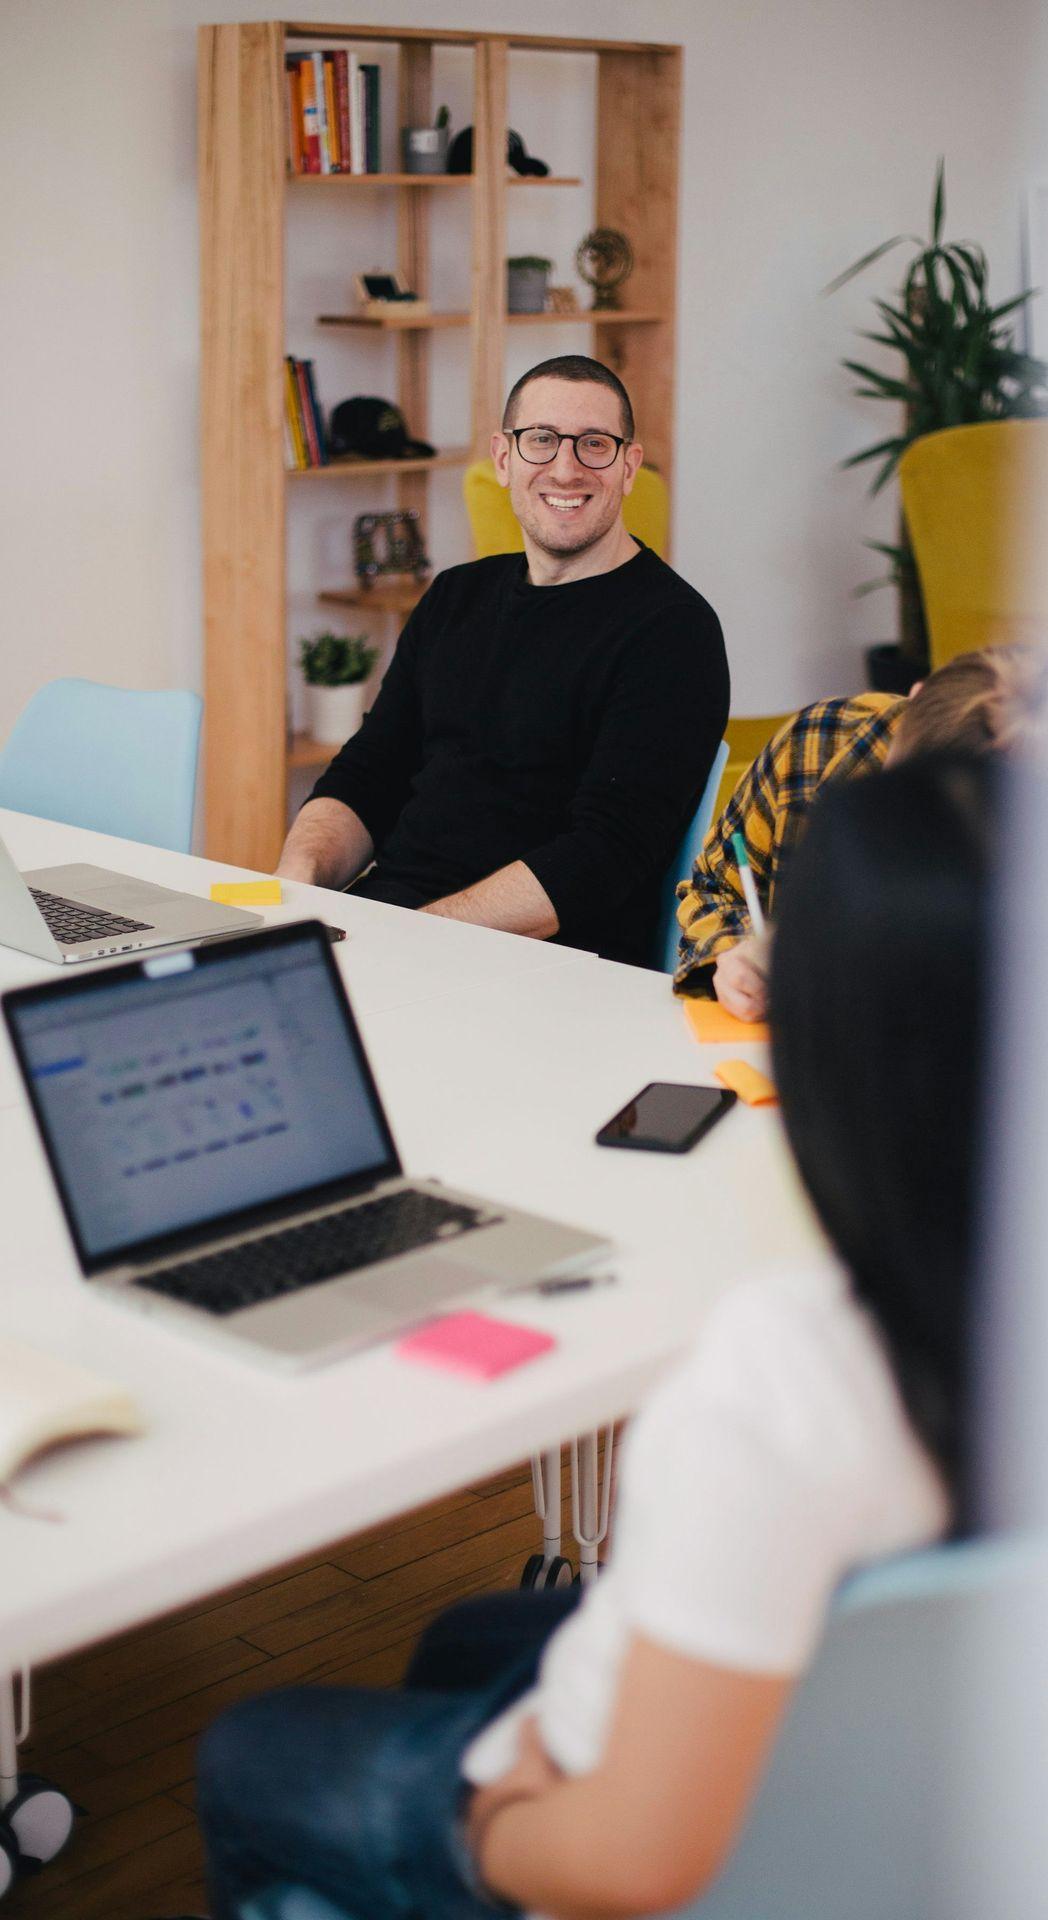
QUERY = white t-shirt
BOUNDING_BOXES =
[463,1256,949,1785]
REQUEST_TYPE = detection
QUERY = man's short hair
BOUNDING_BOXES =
[895,643,1048,760]
[502,356,635,442]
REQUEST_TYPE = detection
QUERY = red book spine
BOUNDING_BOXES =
[335,51,350,173]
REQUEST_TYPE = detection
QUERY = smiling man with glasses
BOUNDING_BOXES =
[277,356,728,967]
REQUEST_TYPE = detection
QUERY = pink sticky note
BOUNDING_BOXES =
[396,1310,555,1380]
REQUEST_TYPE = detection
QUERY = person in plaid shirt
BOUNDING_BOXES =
[674,647,1046,1019]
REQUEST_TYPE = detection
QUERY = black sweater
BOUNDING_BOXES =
[310,546,729,966]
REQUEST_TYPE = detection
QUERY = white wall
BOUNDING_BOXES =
[3,0,1047,757]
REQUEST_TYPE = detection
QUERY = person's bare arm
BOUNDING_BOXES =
[419,860,559,939]
[471,1634,791,1920]
[275,798,374,890]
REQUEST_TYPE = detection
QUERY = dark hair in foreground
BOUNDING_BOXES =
[502,355,635,441]
[771,755,994,1487]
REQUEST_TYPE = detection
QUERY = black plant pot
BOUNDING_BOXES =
[865,643,920,696]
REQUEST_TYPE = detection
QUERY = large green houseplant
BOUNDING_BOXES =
[829,160,1048,678]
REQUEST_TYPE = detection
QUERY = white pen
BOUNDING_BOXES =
[731,832,766,936]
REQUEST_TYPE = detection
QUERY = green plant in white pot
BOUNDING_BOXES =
[299,631,378,744]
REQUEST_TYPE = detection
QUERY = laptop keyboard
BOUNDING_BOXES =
[30,888,154,944]
[134,1188,496,1317]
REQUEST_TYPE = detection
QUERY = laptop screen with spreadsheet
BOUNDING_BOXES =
[4,923,400,1271]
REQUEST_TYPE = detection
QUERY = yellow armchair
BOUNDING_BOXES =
[463,458,670,560]
[899,421,1048,669]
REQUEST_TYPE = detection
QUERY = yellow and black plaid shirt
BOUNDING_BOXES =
[673,693,904,992]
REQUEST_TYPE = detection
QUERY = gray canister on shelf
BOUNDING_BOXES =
[507,261,550,314]
[402,126,450,174]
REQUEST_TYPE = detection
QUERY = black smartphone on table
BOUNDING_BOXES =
[595,1081,737,1154]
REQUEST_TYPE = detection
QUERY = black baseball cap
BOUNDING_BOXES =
[448,127,549,177]
[328,397,435,461]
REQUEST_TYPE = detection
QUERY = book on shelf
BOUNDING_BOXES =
[362,63,380,174]
[334,51,351,170]
[284,355,328,470]
[0,1336,141,1490]
[285,56,304,175]
[285,50,379,174]
[322,53,340,172]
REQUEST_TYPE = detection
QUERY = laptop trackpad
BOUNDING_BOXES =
[346,1254,496,1318]
[235,1253,496,1362]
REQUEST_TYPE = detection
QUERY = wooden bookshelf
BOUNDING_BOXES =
[287,731,347,770]
[288,172,583,187]
[287,447,471,479]
[317,310,665,330]
[318,583,427,614]
[199,22,681,869]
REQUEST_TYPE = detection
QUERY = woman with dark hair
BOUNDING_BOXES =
[186,756,990,1920]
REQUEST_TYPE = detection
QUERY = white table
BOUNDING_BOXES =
[0,813,822,1674]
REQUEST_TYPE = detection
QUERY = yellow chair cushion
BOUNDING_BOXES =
[899,421,1048,670]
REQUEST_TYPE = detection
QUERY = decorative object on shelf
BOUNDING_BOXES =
[299,630,378,744]
[508,256,553,315]
[448,126,550,177]
[576,229,634,311]
[827,158,1048,678]
[328,397,436,461]
[353,271,430,321]
[402,102,451,175]
[548,286,580,316]
[354,511,431,589]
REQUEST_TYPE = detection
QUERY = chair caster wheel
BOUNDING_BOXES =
[520,1553,545,1588]
[520,1553,574,1590]
[0,1821,21,1899]
[6,1777,76,1867]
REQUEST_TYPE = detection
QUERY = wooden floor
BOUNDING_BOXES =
[9,1457,567,1919]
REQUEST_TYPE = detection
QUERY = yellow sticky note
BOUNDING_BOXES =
[210,880,282,906]
[714,1059,778,1107]
[683,999,771,1046]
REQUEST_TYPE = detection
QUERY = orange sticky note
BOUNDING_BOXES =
[683,999,771,1045]
[714,1059,778,1107]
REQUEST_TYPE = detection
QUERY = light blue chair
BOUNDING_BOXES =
[0,677,202,853]
[657,740,728,972]
[681,1534,1037,1920]
[237,1537,1039,1920]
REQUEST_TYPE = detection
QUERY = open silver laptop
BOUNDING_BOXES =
[3,920,609,1369]
[0,826,262,964]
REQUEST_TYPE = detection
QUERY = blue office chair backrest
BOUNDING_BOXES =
[0,677,202,852]
[682,1534,1038,1919]
[657,740,728,972]
[239,1537,1039,1920]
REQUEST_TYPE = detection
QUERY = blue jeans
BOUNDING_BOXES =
[196,1587,579,1920]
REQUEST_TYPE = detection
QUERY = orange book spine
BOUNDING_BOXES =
[299,57,320,174]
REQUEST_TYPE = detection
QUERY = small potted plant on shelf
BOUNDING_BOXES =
[299,631,378,744]
[402,103,451,175]
[507,255,552,314]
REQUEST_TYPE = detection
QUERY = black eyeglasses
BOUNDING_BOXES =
[507,426,627,471]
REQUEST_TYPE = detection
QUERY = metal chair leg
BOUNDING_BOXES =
[530,1446,563,1570]
[570,1429,615,1585]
